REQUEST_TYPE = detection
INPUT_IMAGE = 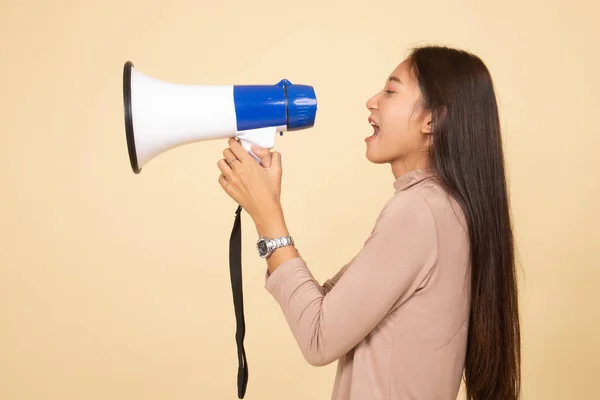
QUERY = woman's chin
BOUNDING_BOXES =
[365,146,387,164]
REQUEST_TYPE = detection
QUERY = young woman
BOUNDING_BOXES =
[217,45,521,400]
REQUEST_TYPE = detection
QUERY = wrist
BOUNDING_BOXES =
[253,205,288,238]
[252,203,299,273]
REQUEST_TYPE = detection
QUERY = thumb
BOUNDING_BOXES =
[271,151,282,176]
[251,145,272,168]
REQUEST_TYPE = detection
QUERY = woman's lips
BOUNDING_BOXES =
[366,117,379,141]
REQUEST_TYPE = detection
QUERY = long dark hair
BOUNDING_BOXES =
[407,45,521,399]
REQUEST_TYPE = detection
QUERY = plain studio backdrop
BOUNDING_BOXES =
[1,0,598,399]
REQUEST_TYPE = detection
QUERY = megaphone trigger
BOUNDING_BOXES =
[235,126,278,163]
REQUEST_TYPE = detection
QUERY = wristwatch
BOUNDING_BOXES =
[257,235,295,258]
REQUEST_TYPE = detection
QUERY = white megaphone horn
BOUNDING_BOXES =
[122,61,318,173]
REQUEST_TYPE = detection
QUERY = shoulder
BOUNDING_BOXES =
[370,185,439,257]
[378,186,436,229]
[411,177,468,232]
[376,176,467,240]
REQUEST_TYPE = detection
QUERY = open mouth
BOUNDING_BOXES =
[367,119,379,140]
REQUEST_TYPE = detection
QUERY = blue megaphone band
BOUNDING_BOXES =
[233,79,317,132]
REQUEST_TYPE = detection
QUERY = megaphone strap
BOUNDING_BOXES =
[229,205,248,398]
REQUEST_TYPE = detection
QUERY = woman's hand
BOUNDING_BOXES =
[218,138,299,272]
[217,138,285,235]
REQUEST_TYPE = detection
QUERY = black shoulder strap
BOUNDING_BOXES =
[228,205,248,398]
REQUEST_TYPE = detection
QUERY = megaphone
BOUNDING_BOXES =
[122,61,318,173]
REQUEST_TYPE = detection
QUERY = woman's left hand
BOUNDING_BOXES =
[217,138,283,226]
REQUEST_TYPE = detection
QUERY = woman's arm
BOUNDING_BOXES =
[252,206,299,274]
[266,257,353,295]
[263,190,438,366]
[321,259,353,294]
[216,141,437,366]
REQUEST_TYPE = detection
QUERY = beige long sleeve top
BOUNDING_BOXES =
[264,169,472,400]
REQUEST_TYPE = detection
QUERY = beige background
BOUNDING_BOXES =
[1,0,599,399]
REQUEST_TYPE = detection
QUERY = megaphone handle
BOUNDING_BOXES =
[238,139,262,163]
[229,205,248,398]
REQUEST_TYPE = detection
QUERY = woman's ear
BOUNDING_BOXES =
[423,106,448,135]
[420,110,433,135]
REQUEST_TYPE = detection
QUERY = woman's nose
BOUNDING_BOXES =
[366,94,378,110]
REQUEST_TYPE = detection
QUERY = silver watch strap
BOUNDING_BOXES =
[269,235,294,250]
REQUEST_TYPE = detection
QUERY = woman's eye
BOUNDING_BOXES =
[385,90,395,95]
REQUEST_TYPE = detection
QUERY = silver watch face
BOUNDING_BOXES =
[257,239,270,257]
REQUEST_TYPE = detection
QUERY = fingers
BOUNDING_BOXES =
[218,172,228,188]
[228,138,253,164]
[218,170,239,201]
[225,138,275,168]
[222,148,239,168]
[217,158,235,182]
[217,159,242,201]
[270,151,282,172]
[251,145,273,168]
[271,151,281,165]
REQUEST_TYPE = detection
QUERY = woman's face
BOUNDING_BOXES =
[365,59,432,173]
